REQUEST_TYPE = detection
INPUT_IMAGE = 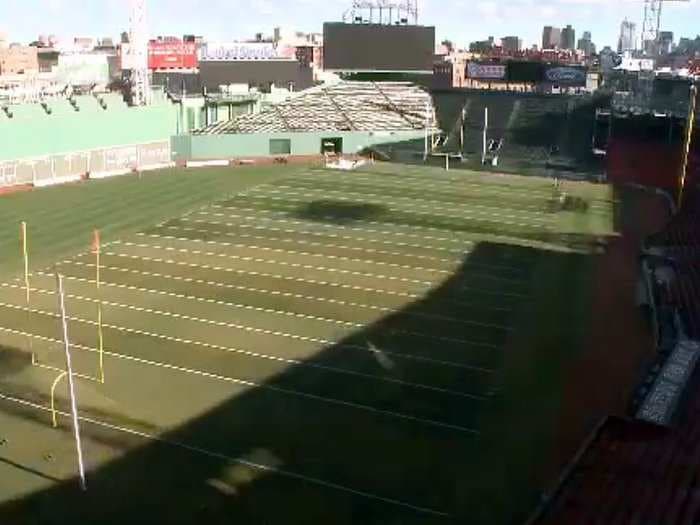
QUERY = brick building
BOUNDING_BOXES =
[0,45,39,75]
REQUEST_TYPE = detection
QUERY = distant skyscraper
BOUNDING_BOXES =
[469,36,495,54]
[618,19,637,53]
[501,36,522,53]
[561,25,576,50]
[577,31,595,57]
[659,31,674,54]
[542,26,561,49]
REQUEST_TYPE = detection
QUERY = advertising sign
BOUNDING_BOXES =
[466,62,506,80]
[148,41,197,69]
[199,42,279,61]
[543,66,587,86]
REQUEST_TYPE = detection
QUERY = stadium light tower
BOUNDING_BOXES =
[640,0,688,54]
[126,0,150,106]
[344,0,419,25]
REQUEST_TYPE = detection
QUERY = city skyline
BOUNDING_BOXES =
[1,0,699,50]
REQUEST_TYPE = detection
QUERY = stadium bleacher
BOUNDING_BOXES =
[431,90,600,176]
[533,89,700,525]
[195,81,434,134]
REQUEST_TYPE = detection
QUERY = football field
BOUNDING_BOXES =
[0,163,615,524]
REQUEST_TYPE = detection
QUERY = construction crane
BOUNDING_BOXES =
[641,0,689,54]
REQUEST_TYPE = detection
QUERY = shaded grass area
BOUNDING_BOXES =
[0,163,615,524]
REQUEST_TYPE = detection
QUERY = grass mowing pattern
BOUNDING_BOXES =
[0,166,291,279]
[0,163,614,524]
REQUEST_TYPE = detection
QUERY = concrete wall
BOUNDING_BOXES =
[0,94,179,161]
[172,130,426,162]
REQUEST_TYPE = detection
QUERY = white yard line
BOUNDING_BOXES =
[105,246,435,286]
[134,233,531,288]
[0,299,496,371]
[196,209,557,252]
[107,242,530,297]
[291,172,613,211]
[0,283,491,397]
[276,174,553,207]
[131,234,456,276]
[33,269,507,325]
[181,217,472,255]
[178,217,529,274]
[0,390,456,516]
[156,224,460,265]
[64,259,514,315]
[0,322,480,436]
[249,184,550,219]
[212,199,548,229]
[293,170,557,198]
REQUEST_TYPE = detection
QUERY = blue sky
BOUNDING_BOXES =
[1,0,698,49]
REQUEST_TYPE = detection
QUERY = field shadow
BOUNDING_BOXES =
[0,346,32,379]
[0,240,614,525]
[294,200,388,224]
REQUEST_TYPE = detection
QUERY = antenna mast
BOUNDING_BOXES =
[127,0,150,105]
[344,0,419,25]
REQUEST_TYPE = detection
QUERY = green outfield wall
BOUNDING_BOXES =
[0,94,179,162]
[171,130,427,162]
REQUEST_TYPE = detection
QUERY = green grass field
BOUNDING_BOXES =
[0,164,616,524]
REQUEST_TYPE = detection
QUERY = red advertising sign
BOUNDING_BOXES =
[148,41,197,70]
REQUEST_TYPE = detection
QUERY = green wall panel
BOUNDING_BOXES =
[0,96,178,161]
[175,130,425,161]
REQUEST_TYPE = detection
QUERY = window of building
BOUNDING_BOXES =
[269,139,292,155]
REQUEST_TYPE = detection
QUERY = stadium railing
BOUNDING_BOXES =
[0,141,173,189]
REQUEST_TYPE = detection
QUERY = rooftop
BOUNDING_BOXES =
[194,81,433,135]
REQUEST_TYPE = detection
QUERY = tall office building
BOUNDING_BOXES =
[577,31,595,56]
[501,36,522,53]
[561,25,576,50]
[659,31,674,54]
[542,26,561,49]
[618,19,637,53]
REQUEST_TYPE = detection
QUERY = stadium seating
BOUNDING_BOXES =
[607,136,682,190]
[196,82,433,134]
[431,90,599,175]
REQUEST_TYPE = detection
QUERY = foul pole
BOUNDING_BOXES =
[482,107,489,164]
[678,85,697,210]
